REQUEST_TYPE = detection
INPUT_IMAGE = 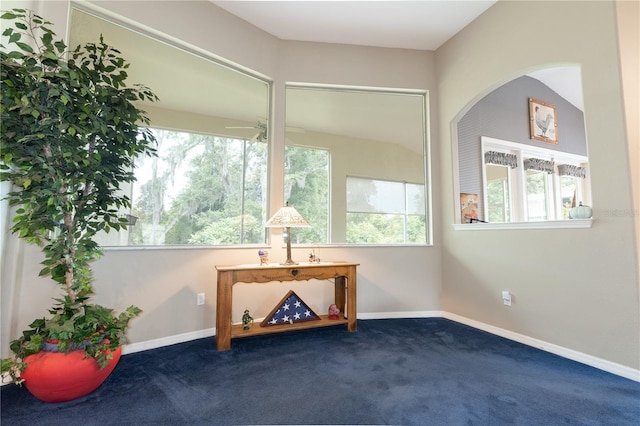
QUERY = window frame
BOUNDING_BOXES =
[70,4,273,249]
[284,83,432,246]
[462,136,592,230]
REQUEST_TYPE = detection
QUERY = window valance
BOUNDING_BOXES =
[484,151,518,168]
[524,158,555,173]
[558,164,586,178]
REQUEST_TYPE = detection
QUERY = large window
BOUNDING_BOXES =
[482,137,589,223]
[71,8,271,247]
[346,177,426,244]
[285,85,430,245]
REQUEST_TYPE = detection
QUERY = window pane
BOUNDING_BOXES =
[486,164,511,223]
[125,129,267,245]
[560,175,581,219]
[284,145,330,243]
[407,215,427,243]
[347,177,404,214]
[526,169,548,221]
[346,177,426,243]
[407,183,426,215]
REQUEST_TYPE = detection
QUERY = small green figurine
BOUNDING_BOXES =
[242,308,254,330]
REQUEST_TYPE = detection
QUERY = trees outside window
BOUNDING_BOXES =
[99,128,268,246]
[284,145,330,244]
[99,133,432,246]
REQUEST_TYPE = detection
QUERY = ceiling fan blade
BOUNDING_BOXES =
[286,126,306,133]
[226,120,267,130]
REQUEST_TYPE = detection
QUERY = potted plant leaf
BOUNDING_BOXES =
[0,8,157,402]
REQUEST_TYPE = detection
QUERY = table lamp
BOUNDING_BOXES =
[265,203,310,265]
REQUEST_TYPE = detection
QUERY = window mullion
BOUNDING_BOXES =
[403,182,408,243]
[514,149,526,222]
[548,171,559,220]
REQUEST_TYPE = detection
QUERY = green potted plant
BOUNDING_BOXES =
[0,8,158,401]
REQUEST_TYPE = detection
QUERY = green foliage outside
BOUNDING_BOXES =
[284,145,329,243]
[129,138,427,246]
[346,213,426,244]
[129,129,267,245]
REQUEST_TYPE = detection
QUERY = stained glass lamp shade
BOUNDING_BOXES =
[265,204,310,265]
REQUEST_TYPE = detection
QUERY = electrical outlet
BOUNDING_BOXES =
[502,291,512,306]
[197,293,205,305]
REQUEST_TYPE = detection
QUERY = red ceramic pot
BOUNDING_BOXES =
[21,345,122,403]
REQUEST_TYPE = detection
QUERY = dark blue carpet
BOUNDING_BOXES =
[1,318,639,425]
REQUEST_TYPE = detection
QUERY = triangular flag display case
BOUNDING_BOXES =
[261,290,321,327]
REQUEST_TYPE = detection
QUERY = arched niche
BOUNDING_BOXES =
[452,65,591,227]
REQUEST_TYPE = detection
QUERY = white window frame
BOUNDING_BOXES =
[479,136,591,225]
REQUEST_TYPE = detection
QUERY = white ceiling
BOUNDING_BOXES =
[212,1,497,51]
[212,0,584,111]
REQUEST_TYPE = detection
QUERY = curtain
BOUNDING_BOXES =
[524,158,555,173]
[484,151,518,168]
[558,164,586,178]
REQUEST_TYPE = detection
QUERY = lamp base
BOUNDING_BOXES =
[281,227,298,265]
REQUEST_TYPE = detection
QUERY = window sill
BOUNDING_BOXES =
[453,219,593,231]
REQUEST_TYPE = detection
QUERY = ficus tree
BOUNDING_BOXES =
[1,8,158,381]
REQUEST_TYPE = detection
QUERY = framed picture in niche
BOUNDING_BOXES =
[460,193,478,223]
[529,98,558,144]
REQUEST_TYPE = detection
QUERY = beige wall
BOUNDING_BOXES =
[437,0,639,370]
[1,0,440,357]
[2,0,637,378]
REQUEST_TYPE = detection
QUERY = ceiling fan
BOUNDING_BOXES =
[225,120,268,142]
[225,120,306,142]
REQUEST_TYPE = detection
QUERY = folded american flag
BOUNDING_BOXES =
[260,290,320,327]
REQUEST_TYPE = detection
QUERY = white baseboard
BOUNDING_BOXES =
[357,310,443,320]
[119,313,442,353]
[442,312,640,383]
[120,311,640,383]
[122,328,216,355]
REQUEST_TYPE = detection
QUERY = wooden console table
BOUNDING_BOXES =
[215,261,358,351]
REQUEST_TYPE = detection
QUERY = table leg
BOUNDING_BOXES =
[216,272,233,351]
[346,267,357,332]
[335,276,346,315]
